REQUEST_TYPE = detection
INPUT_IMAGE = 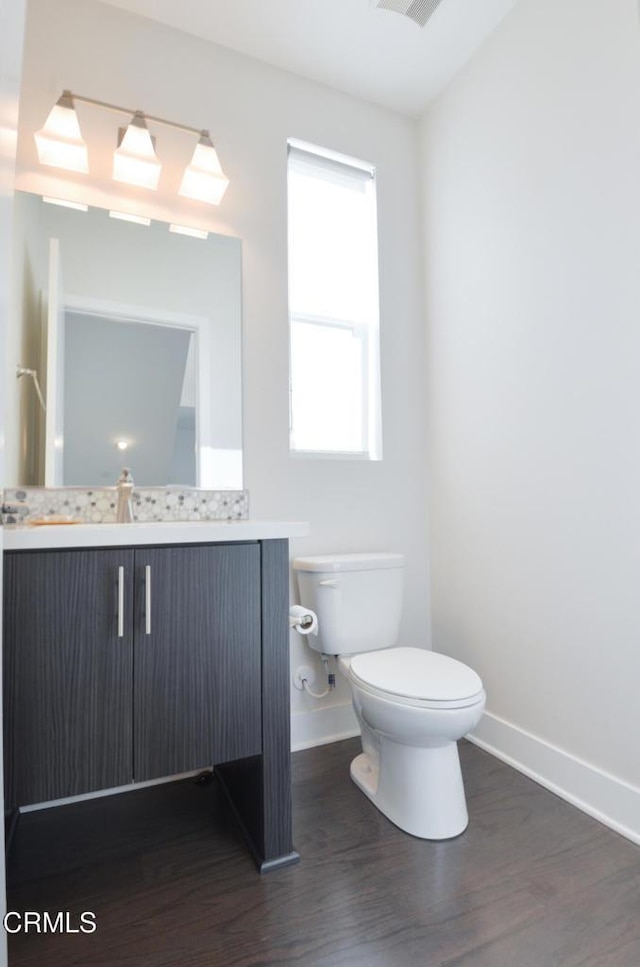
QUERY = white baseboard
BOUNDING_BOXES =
[469,711,640,845]
[291,701,360,752]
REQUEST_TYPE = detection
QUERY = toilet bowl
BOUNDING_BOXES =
[293,553,486,840]
[341,648,485,839]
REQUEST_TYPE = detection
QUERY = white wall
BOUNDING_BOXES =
[421,0,640,838]
[15,0,430,747]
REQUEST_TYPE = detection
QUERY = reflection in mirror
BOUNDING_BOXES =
[9,192,243,489]
[62,307,199,486]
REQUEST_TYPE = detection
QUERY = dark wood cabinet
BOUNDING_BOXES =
[3,538,297,871]
[133,543,261,781]
[3,548,134,808]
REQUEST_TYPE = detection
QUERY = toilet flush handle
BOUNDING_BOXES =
[319,579,340,589]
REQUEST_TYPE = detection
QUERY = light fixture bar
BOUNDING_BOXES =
[68,92,203,137]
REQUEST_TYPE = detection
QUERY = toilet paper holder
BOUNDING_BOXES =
[289,605,319,636]
[291,613,314,631]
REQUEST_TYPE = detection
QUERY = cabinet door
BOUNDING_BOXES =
[133,543,262,781]
[3,549,134,808]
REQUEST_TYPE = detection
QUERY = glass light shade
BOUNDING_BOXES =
[34,92,89,173]
[179,133,229,205]
[113,113,161,190]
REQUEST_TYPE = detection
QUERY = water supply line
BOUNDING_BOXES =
[290,604,334,697]
[299,657,336,700]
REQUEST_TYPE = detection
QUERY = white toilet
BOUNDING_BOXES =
[293,552,486,840]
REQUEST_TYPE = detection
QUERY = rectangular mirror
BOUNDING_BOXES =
[10,192,243,489]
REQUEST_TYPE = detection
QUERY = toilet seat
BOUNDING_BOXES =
[348,647,484,710]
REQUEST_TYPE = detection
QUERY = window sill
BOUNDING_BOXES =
[289,449,380,461]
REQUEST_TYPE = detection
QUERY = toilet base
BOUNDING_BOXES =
[350,739,469,840]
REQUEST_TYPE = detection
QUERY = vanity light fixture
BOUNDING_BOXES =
[113,113,161,190]
[34,90,230,204]
[178,131,229,205]
[169,223,209,240]
[115,440,130,451]
[34,91,89,173]
[109,210,151,226]
[42,196,88,211]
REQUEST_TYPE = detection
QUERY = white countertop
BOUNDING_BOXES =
[2,520,309,551]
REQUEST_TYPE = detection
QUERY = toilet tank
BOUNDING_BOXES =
[292,553,405,656]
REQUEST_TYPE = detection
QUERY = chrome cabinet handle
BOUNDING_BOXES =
[145,565,152,635]
[117,566,124,638]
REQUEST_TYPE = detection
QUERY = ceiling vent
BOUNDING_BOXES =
[374,0,446,28]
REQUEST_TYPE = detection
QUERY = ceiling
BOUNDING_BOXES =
[99,0,520,116]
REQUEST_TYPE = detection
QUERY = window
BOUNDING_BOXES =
[287,140,382,458]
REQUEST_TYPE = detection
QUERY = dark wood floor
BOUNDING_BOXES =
[6,738,640,966]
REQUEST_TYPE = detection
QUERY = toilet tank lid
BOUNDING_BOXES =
[293,552,405,573]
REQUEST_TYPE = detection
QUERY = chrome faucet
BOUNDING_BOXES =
[116,468,135,523]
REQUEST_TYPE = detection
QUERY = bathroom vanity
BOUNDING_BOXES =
[2,520,307,872]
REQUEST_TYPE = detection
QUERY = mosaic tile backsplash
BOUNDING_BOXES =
[1,487,249,525]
